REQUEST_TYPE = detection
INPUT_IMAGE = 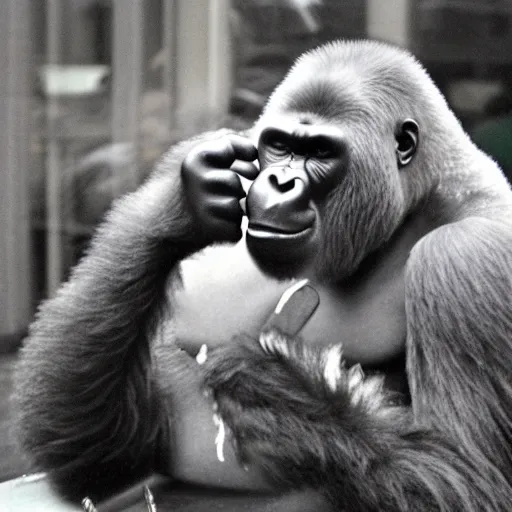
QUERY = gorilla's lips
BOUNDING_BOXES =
[245,201,316,255]
[247,222,313,239]
[246,221,316,278]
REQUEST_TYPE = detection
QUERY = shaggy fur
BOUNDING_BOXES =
[204,332,510,511]
[13,40,512,510]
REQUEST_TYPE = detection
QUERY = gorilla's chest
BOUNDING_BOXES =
[170,240,408,367]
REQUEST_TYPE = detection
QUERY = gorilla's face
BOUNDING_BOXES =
[245,120,348,279]
[245,51,420,282]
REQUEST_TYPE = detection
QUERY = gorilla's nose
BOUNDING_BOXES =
[246,168,315,233]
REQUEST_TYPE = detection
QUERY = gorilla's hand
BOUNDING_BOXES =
[181,134,259,243]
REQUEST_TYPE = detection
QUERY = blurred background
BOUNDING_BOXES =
[1,0,512,483]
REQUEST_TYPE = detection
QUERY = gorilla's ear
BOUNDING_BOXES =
[395,119,419,168]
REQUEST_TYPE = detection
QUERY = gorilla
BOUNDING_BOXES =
[14,40,512,511]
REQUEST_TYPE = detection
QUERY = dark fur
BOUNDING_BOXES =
[204,333,510,511]
[13,40,512,510]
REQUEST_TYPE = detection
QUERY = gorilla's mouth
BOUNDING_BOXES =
[246,221,316,279]
[247,222,313,240]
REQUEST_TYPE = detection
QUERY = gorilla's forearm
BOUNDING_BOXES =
[13,147,205,501]
[204,332,509,512]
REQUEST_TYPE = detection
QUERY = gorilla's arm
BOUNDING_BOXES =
[14,149,197,500]
[13,131,255,501]
[405,216,512,478]
[203,331,509,512]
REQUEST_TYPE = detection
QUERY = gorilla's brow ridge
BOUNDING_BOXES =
[284,75,371,122]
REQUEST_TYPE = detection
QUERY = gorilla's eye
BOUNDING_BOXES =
[312,144,333,159]
[309,137,335,159]
[268,138,289,152]
[259,128,291,156]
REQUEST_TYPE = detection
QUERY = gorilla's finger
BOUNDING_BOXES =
[226,134,259,165]
[196,196,242,241]
[207,217,243,243]
[203,170,246,199]
[239,197,247,215]
[230,160,260,181]
[187,138,240,169]
[184,136,257,175]
[208,196,244,222]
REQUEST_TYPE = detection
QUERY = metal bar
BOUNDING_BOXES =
[173,0,209,128]
[45,0,64,297]
[0,0,32,335]
[366,0,410,47]
[111,0,144,195]
[208,0,232,117]
[163,0,178,131]
[172,0,232,129]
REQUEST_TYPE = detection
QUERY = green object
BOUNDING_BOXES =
[472,115,512,178]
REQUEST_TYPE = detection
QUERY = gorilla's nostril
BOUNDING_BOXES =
[269,173,295,193]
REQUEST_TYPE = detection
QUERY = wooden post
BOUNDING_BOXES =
[0,0,33,347]
[163,0,232,131]
[163,0,178,131]
[111,0,144,194]
[366,0,411,48]
[45,0,64,298]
